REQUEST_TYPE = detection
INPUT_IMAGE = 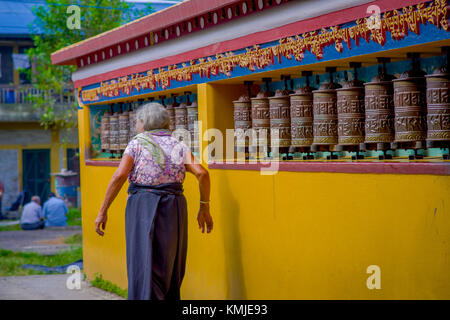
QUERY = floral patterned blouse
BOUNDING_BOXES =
[124,130,188,186]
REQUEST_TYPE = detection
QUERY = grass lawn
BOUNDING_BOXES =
[67,208,82,226]
[0,224,22,232]
[91,274,128,299]
[0,246,83,277]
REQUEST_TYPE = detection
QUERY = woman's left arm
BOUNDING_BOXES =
[95,154,134,236]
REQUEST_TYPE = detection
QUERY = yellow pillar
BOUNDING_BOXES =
[197,83,246,163]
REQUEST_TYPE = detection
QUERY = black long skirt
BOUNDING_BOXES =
[125,182,188,300]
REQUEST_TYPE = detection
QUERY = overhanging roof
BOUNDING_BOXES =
[51,0,243,66]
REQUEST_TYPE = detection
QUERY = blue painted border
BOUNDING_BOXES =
[80,16,450,104]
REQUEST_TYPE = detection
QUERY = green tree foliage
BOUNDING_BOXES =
[24,0,153,129]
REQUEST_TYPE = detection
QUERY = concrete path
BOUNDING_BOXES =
[0,226,82,255]
[0,275,124,300]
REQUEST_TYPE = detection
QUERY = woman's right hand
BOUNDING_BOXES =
[197,204,213,233]
[95,211,108,236]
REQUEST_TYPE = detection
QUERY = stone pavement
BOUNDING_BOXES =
[0,226,82,255]
[0,275,125,300]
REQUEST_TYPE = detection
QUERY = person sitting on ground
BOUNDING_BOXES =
[20,196,45,230]
[43,192,68,227]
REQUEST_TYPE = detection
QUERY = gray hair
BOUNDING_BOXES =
[136,102,169,131]
[31,195,40,203]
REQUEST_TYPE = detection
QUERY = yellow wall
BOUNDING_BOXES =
[78,83,450,299]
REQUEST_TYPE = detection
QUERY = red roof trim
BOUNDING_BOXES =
[52,0,282,66]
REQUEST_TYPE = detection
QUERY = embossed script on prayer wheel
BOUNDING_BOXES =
[100,111,110,152]
[425,66,450,145]
[187,101,199,153]
[166,104,176,132]
[175,102,188,131]
[233,95,252,148]
[312,83,340,146]
[119,110,130,150]
[336,80,365,145]
[290,87,313,147]
[364,74,395,145]
[109,111,120,153]
[251,91,270,148]
[128,109,137,141]
[393,71,427,144]
[269,89,291,148]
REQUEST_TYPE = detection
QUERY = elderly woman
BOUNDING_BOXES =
[95,102,213,300]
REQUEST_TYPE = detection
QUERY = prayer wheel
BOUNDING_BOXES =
[119,103,130,151]
[269,76,292,154]
[187,100,199,154]
[336,63,365,154]
[251,78,271,154]
[165,95,176,132]
[128,102,137,141]
[233,81,254,158]
[233,94,252,150]
[363,59,395,153]
[290,71,314,155]
[175,102,188,131]
[312,68,341,155]
[425,65,450,150]
[109,104,120,156]
[100,110,111,152]
[269,89,291,150]
[392,69,427,150]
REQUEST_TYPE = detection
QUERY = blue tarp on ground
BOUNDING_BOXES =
[21,259,83,273]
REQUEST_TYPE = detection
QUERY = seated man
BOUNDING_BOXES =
[20,196,45,230]
[43,192,68,227]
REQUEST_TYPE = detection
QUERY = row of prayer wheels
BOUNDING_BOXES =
[100,93,199,157]
[164,92,199,154]
[101,101,138,156]
[233,53,450,160]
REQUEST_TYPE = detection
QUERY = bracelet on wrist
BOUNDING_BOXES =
[199,200,210,204]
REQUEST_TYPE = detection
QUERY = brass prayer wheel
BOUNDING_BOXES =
[290,86,314,148]
[233,94,252,148]
[109,107,120,154]
[336,79,365,146]
[392,70,427,146]
[165,96,176,132]
[119,107,130,151]
[187,100,199,154]
[128,106,137,141]
[269,89,291,149]
[312,82,340,147]
[187,100,198,131]
[425,66,450,147]
[251,81,271,150]
[100,110,110,152]
[364,73,395,147]
[175,102,188,131]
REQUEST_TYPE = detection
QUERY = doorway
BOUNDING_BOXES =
[22,149,50,203]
